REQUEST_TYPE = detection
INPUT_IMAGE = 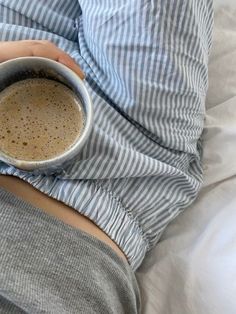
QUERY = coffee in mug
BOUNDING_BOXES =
[0,78,84,161]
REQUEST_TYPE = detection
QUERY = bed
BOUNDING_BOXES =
[137,1,236,313]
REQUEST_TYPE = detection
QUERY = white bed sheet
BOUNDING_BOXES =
[137,3,236,314]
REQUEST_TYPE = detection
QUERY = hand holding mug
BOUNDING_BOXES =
[0,40,84,79]
[0,41,93,173]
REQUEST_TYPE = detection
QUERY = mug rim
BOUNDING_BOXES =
[0,56,93,171]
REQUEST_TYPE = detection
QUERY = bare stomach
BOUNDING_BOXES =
[0,174,127,262]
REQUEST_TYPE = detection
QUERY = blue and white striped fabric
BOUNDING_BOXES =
[0,0,213,270]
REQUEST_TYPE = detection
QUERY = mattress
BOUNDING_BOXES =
[137,2,236,314]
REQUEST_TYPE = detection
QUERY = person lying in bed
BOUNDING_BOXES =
[0,1,213,313]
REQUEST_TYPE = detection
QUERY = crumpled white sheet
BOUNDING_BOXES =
[137,3,236,314]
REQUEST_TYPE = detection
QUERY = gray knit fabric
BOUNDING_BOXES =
[0,187,140,314]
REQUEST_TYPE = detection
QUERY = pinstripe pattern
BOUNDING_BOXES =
[0,0,213,270]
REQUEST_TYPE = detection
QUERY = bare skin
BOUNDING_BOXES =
[0,40,127,263]
[0,40,85,79]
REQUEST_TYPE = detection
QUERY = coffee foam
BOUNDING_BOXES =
[0,78,84,161]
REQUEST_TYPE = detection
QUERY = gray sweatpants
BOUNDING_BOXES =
[0,188,140,313]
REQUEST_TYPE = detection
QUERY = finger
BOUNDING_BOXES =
[31,42,85,80]
[0,41,85,79]
[0,41,35,61]
[57,54,85,80]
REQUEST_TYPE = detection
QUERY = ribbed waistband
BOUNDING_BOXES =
[0,164,148,270]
